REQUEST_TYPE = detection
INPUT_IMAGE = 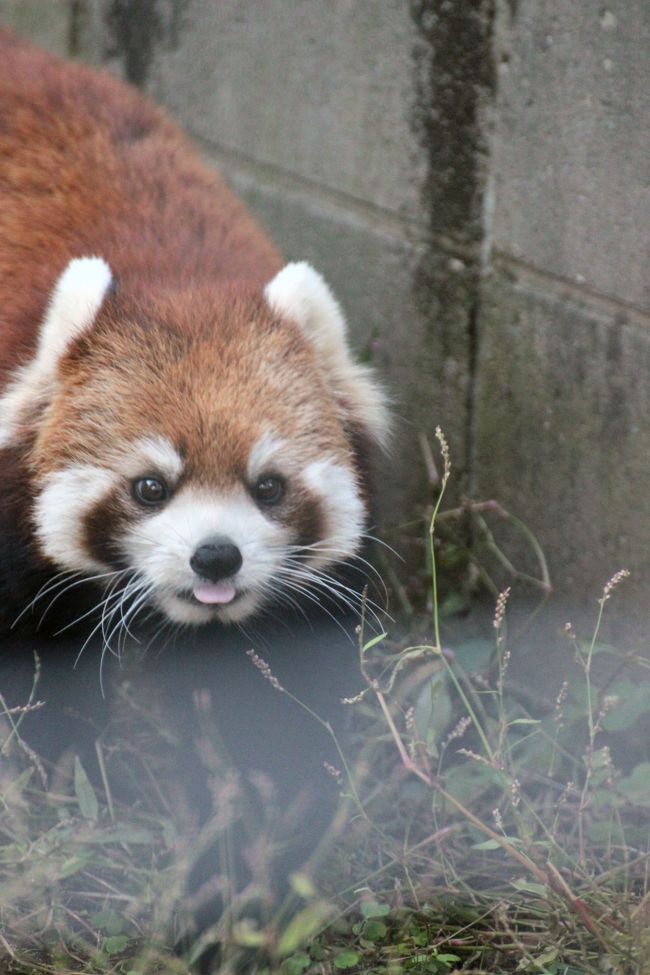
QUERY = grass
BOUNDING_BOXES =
[2,430,650,974]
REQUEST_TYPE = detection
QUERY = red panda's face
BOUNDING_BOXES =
[1,259,388,630]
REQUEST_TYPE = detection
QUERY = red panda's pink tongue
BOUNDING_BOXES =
[193,582,237,605]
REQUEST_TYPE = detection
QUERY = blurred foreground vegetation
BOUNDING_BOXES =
[2,432,650,975]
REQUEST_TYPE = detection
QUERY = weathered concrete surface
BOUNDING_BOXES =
[472,0,650,604]
[492,1,650,313]
[106,0,427,223]
[474,272,650,602]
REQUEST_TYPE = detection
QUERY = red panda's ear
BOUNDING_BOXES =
[38,257,114,363]
[264,262,390,450]
[0,257,113,448]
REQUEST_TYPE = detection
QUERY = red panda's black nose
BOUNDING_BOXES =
[190,537,243,582]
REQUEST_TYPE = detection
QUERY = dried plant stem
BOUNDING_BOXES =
[436,649,495,763]
[374,690,432,789]
[376,682,544,879]
[247,652,384,841]
[378,444,615,957]
[378,680,613,954]
[576,578,628,866]
[95,739,115,823]
[429,428,450,654]
[436,501,552,597]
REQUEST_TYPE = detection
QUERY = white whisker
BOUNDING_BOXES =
[52,569,132,635]
[277,562,388,629]
[264,575,355,640]
[285,540,389,595]
[360,531,404,561]
[98,579,154,693]
[12,570,83,629]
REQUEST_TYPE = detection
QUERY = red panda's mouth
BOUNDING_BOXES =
[176,586,243,608]
[192,580,237,605]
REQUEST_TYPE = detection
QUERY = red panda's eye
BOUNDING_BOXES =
[253,475,285,506]
[133,477,168,506]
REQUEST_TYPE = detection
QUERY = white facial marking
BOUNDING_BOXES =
[302,457,365,563]
[247,432,287,481]
[121,436,184,483]
[34,465,118,573]
[121,485,292,625]
[0,257,113,449]
[30,448,366,629]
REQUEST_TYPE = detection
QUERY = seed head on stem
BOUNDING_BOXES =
[601,568,630,603]
[246,650,284,692]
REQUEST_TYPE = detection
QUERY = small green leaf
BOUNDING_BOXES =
[233,919,265,948]
[413,674,453,753]
[533,946,558,965]
[362,632,388,653]
[6,768,33,797]
[363,919,387,942]
[74,756,99,821]
[511,880,547,897]
[361,900,390,918]
[277,902,332,957]
[601,681,649,731]
[89,827,153,845]
[472,835,521,850]
[289,872,317,899]
[587,640,618,657]
[508,718,541,726]
[587,820,625,844]
[334,950,360,969]
[103,934,129,955]
[58,855,90,878]
[618,762,650,805]
[91,910,124,934]
[444,760,501,802]
[283,952,310,975]
[439,591,469,619]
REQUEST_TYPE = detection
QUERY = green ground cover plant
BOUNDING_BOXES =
[1,431,649,974]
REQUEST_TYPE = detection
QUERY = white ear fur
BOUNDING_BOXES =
[264,262,390,449]
[38,257,113,362]
[265,262,348,362]
[0,256,113,448]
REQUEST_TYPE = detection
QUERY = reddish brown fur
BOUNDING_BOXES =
[0,28,282,383]
[35,287,353,482]
[0,31,376,633]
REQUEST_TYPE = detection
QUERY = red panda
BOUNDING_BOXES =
[0,29,388,637]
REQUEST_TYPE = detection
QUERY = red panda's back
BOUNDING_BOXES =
[0,28,281,378]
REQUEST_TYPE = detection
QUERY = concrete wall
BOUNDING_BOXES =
[475,0,650,603]
[2,0,649,607]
